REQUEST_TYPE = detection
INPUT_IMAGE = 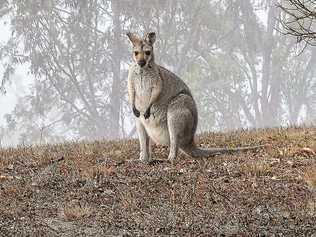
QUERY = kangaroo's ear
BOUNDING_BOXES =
[126,32,141,46]
[145,32,156,45]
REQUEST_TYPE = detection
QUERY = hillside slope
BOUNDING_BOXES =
[0,127,315,236]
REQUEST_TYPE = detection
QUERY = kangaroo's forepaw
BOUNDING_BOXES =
[144,106,151,119]
[133,105,140,117]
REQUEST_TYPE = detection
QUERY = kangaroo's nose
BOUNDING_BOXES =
[138,60,146,67]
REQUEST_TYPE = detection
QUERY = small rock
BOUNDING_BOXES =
[100,189,115,195]
[31,182,38,186]
[287,161,294,166]
[178,168,185,174]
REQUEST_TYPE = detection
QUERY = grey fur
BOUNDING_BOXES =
[127,32,263,163]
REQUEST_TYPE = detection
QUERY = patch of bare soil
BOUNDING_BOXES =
[0,127,315,236]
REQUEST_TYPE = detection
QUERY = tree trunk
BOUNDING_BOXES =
[261,1,277,127]
[109,0,122,139]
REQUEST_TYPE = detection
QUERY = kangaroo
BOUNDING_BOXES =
[127,32,263,163]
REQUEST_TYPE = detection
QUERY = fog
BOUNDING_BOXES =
[0,0,315,147]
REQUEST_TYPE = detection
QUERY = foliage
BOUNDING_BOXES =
[0,0,315,144]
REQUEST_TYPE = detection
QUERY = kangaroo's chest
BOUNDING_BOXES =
[134,70,160,111]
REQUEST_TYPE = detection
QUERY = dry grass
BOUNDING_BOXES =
[240,162,273,177]
[62,203,93,221]
[304,166,316,190]
[0,127,315,236]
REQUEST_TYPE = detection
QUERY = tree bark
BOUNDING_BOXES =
[109,0,122,139]
[261,1,278,127]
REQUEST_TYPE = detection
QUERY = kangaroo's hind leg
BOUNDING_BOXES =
[167,94,196,163]
[136,119,152,163]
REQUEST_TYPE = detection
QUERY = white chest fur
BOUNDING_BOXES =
[133,68,160,112]
[140,116,170,145]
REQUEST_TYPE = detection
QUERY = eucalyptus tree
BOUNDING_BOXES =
[0,0,315,145]
[188,0,316,130]
[1,0,224,143]
[1,0,128,142]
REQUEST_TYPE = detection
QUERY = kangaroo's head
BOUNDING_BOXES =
[126,32,156,68]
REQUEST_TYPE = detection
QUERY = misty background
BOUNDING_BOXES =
[0,0,315,147]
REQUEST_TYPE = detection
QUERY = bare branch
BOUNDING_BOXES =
[278,0,316,46]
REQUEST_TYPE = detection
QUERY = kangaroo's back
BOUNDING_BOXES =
[155,65,193,104]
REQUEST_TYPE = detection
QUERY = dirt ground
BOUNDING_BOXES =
[0,127,315,236]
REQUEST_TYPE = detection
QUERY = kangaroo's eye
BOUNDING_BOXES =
[134,51,139,56]
[145,51,151,56]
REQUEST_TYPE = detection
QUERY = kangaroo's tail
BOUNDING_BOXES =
[181,144,265,158]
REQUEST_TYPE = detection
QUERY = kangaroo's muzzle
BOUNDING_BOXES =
[138,60,146,67]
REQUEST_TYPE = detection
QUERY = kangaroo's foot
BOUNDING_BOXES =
[139,152,152,163]
[167,152,177,165]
